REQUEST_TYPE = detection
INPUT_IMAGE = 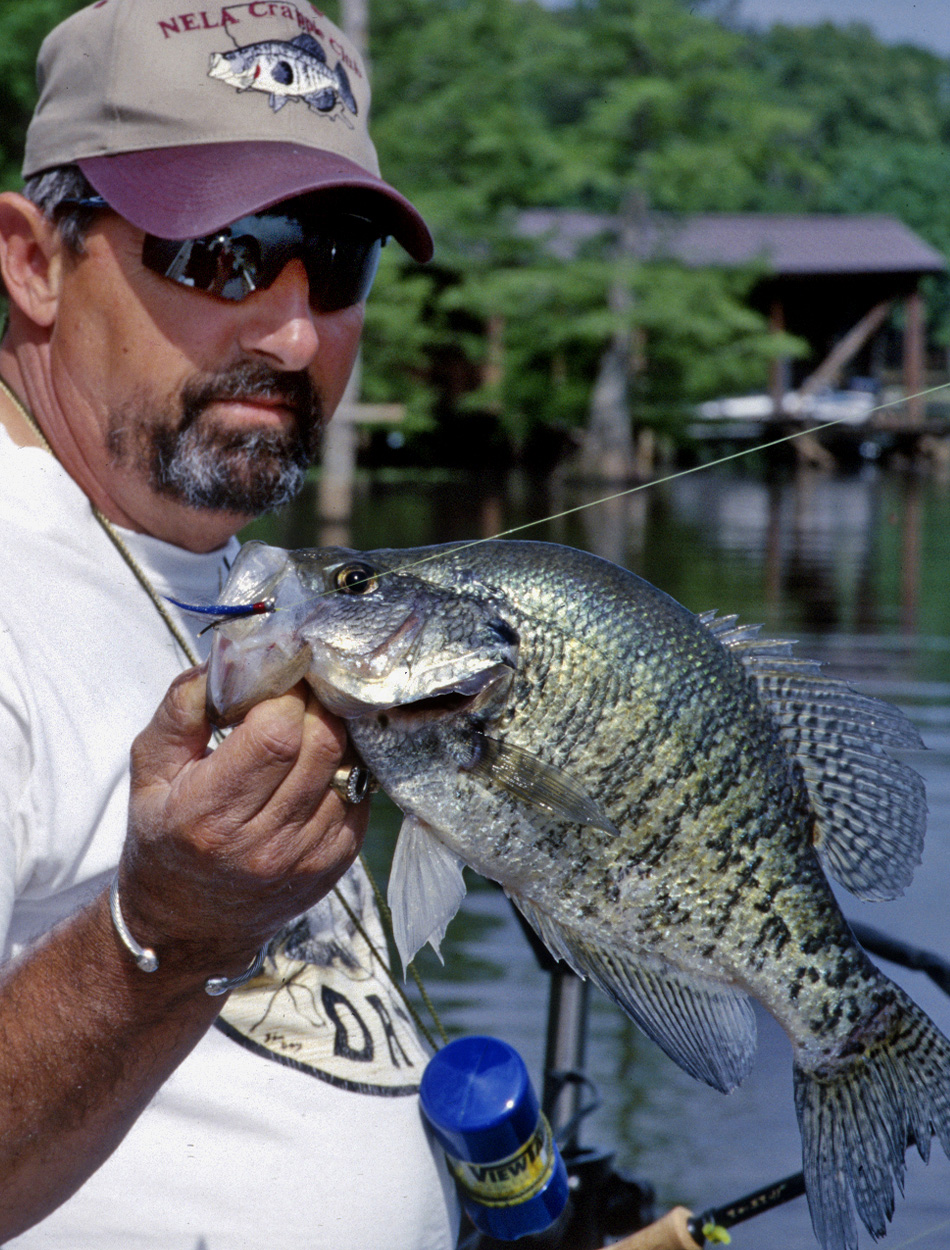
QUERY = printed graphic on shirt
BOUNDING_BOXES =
[208,31,358,116]
[217,866,429,1095]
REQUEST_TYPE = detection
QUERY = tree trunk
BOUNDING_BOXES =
[581,313,636,481]
[578,195,644,481]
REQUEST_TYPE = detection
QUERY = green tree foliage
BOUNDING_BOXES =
[356,0,817,452]
[0,0,88,190]
[744,22,950,347]
[544,0,816,213]
[746,22,950,158]
[3,2,950,459]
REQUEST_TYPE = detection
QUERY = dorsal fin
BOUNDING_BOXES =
[701,610,927,901]
[291,33,326,61]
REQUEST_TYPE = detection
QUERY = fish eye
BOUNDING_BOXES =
[333,562,379,595]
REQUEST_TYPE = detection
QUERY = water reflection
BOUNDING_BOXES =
[247,462,950,1248]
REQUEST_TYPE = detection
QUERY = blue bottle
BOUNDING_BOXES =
[419,1035,569,1241]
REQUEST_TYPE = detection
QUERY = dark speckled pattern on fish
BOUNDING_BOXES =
[416,545,876,1049]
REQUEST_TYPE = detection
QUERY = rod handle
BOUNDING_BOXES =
[606,1206,704,1250]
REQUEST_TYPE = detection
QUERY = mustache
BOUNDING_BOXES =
[179,361,324,442]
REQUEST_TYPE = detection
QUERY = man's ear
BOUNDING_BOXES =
[0,192,66,329]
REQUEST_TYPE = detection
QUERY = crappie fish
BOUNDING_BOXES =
[205,538,950,1250]
[208,33,357,115]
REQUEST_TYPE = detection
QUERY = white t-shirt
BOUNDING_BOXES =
[0,428,458,1249]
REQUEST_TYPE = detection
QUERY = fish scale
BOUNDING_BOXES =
[205,537,950,1250]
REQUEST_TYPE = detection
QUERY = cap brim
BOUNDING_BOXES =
[79,142,433,262]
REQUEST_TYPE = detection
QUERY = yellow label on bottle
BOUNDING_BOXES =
[446,1114,556,1208]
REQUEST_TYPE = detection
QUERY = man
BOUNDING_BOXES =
[0,2,458,1246]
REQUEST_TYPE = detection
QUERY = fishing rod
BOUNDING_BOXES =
[851,921,950,996]
[403,381,950,1250]
[200,379,950,1250]
[403,384,950,1249]
[609,1171,807,1249]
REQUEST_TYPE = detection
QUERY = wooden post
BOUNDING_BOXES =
[484,314,505,413]
[768,298,788,417]
[317,354,361,536]
[903,287,925,424]
[900,475,922,634]
[797,298,892,402]
[316,394,405,541]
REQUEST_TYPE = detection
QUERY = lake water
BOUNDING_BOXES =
[253,461,950,1250]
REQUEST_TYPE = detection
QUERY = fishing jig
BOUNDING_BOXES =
[165,596,276,634]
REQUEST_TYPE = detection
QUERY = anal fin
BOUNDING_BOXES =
[514,895,757,1094]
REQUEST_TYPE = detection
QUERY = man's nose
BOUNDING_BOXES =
[236,258,320,371]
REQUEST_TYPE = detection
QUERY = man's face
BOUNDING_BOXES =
[48,203,364,544]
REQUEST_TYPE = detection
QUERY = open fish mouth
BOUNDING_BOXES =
[376,663,514,727]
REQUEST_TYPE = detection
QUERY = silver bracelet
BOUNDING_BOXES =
[109,874,268,997]
[109,874,158,973]
[203,945,268,997]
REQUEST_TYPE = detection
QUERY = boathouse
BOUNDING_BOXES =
[518,210,946,422]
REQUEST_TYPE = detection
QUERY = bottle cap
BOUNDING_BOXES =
[420,1035,539,1162]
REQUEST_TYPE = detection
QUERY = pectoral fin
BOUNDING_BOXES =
[469,735,620,836]
[387,813,467,974]
[514,895,757,1094]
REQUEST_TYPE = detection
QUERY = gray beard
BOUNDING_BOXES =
[152,423,311,514]
[108,362,325,515]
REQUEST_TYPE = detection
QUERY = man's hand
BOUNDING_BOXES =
[116,664,369,985]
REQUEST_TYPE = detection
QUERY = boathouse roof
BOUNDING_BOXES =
[517,211,946,278]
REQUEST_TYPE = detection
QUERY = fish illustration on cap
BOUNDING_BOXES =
[208,33,358,115]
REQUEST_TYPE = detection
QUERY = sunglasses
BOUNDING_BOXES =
[62,195,386,312]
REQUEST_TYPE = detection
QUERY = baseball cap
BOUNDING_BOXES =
[23,0,432,261]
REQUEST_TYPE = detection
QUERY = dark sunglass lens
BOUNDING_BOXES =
[192,216,302,301]
[142,234,194,285]
[219,216,301,299]
[213,235,265,300]
[142,212,383,310]
[142,232,246,296]
[304,230,383,313]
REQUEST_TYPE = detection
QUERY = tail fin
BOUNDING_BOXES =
[335,63,357,114]
[793,985,950,1250]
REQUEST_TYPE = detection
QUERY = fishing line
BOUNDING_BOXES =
[192,377,950,616]
[885,1215,950,1250]
[377,377,950,578]
[223,376,949,608]
[204,383,950,1238]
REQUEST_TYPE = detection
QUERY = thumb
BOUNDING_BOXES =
[130,664,213,788]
